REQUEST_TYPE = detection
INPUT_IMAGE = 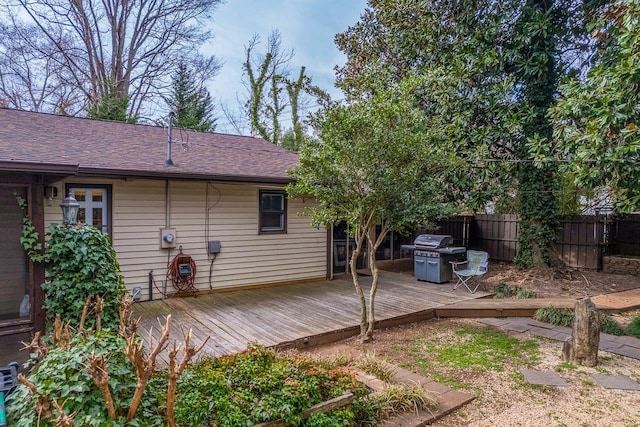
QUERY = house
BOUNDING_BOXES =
[0,107,328,350]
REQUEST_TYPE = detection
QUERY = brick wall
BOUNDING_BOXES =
[603,256,640,276]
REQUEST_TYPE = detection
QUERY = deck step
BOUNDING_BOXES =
[436,298,582,318]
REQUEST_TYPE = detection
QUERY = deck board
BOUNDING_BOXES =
[132,271,487,360]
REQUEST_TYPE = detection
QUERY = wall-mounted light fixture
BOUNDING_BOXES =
[60,191,80,225]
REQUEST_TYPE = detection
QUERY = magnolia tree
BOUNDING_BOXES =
[541,0,640,212]
[287,78,460,342]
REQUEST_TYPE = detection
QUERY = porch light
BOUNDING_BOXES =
[60,191,80,225]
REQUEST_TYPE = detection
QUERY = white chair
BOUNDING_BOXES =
[451,250,489,294]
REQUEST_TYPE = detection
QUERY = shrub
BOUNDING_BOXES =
[7,331,166,426]
[175,345,375,426]
[626,316,640,339]
[516,288,538,299]
[367,383,437,420]
[534,307,574,327]
[41,224,126,330]
[599,313,625,336]
[494,282,537,299]
[534,307,625,335]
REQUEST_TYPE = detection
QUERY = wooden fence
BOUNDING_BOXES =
[613,214,640,256]
[434,214,640,270]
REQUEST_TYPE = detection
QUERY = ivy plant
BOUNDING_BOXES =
[41,224,126,331]
[15,192,44,263]
[7,331,166,427]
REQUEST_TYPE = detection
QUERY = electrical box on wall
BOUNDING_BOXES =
[160,228,177,249]
[208,240,221,254]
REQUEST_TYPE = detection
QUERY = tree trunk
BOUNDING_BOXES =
[349,240,368,341]
[364,232,379,342]
[562,298,600,367]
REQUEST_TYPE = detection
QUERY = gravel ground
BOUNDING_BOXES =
[305,266,640,426]
[307,318,640,427]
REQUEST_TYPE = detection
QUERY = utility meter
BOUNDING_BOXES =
[160,228,177,248]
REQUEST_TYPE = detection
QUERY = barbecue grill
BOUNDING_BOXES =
[412,234,465,283]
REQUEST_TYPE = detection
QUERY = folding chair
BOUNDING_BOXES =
[451,250,489,294]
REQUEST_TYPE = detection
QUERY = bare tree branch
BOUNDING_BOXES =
[0,0,222,118]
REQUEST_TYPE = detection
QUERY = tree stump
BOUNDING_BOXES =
[562,297,600,367]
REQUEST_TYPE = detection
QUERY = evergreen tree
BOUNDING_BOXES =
[166,62,217,132]
[335,0,596,268]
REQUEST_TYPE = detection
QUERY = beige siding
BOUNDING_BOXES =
[44,179,327,300]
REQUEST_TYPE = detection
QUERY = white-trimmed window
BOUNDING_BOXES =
[67,185,111,234]
[259,190,287,233]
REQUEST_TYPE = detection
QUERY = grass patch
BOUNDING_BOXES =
[400,324,541,389]
[555,362,576,372]
[441,325,540,371]
[354,352,397,383]
[314,351,354,370]
[493,282,537,299]
[315,351,397,383]
[368,383,438,419]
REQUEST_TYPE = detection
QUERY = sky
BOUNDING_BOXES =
[203,0,368,134]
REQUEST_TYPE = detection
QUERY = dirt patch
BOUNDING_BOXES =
[302,265,640,425]
[484,263,640,299]
[379,259,640,298]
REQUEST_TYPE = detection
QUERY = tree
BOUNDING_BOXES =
[510,0,564,269]
[542,0,640,212]
[166,62,217,132]
[335,0,596,268]
[335,0,527,212]
[0,0,222,120]
[287,77,460,342]
[0,20,82,114]
[242,31,328,149]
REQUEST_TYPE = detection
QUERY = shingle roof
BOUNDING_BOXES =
[0,108,299,183]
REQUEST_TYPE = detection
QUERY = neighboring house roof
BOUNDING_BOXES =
[0,108,299,184]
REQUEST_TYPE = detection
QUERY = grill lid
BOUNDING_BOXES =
[414,234,454,249]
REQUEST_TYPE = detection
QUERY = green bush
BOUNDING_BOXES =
[626,316,640,339]
[534,307,626,335]
[516,288,538,299]
[7,331,166,426]
[599,313,625,336]
[41,224,126,330]
[175,345,374,426]
[534,307,574,327]
[8,335,376,426]
[494,282,537,299]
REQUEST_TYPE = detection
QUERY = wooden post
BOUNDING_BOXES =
[562,298,600,367]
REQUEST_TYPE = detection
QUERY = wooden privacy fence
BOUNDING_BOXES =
[433,214,640,270]
[613,214,640,256]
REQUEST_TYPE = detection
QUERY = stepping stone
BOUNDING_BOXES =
[520,369,568,387]
[592,374,640,391]
[610,345,640,360]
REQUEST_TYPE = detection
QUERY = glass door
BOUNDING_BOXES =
[331,222,366,276]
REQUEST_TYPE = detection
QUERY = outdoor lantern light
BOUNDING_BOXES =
[60,191,80,225]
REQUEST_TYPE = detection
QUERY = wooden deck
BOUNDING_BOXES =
[435,288,640,318]
[435,298,579,318]
[132,271,489,362]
